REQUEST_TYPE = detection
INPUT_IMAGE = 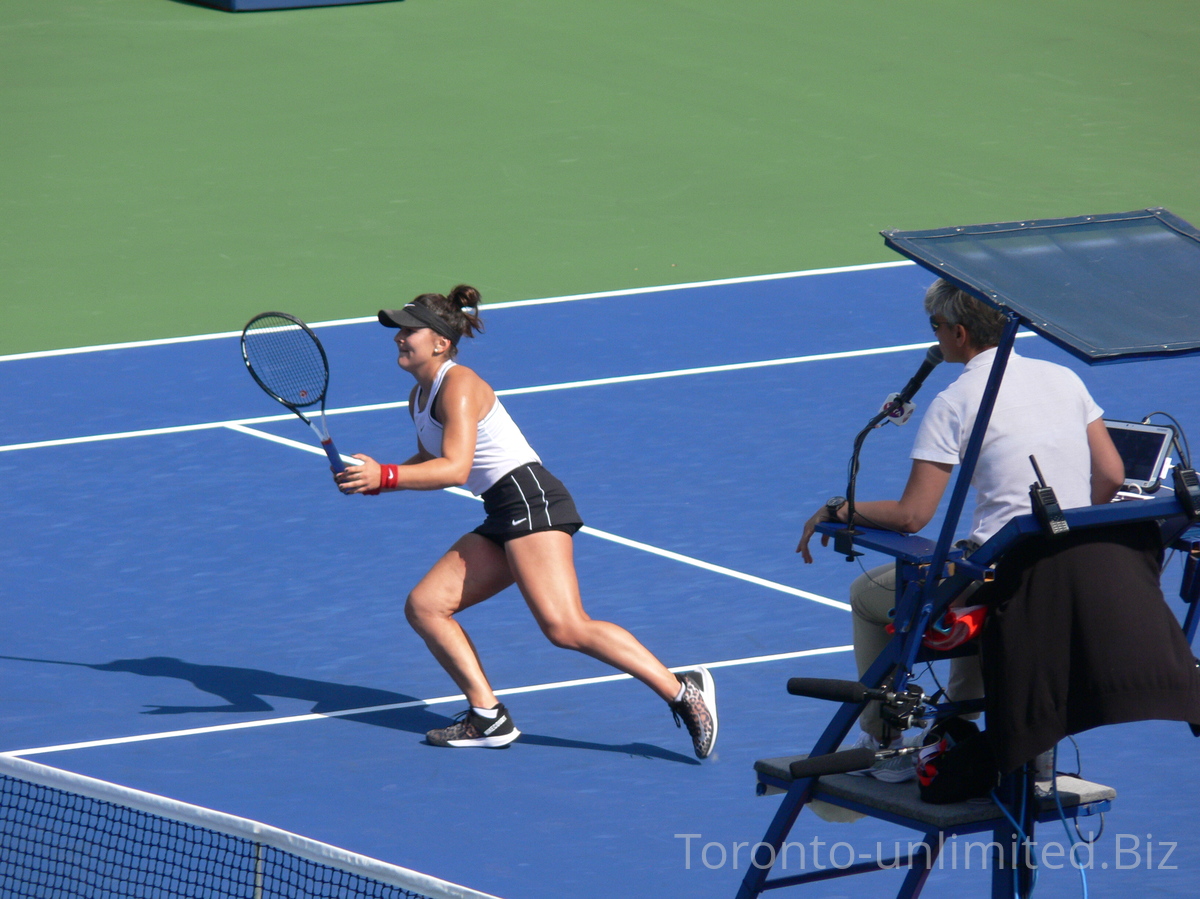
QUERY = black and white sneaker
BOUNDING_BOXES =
[669,668,718,759]
[426,703,520,748]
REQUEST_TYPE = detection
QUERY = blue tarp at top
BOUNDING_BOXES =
[194,0,397,11]
[883,208,1200,364]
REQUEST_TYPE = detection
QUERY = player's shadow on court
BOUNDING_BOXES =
[3,655,696,764]
[513,733,699,765]
[28,655,451,735]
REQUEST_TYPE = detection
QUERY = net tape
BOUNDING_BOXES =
[0,755,499,899]
[242,314,330,408]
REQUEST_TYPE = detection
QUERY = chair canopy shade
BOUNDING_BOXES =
[882,209,1200,364]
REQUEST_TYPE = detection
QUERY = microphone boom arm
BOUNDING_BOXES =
[841,345,944,559]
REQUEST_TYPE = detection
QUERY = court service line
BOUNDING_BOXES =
[0,261,915,363]
[0,401,411,454]
[574,525,851,610]
[2,645,851,758]
[6,334,1040,454]
[217,427,849,610]
[219,424,844,609]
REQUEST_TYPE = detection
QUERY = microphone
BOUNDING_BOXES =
[845,343,947,556]
[788,747,878,780]
[787,677,881,704]
[893,345,944,407]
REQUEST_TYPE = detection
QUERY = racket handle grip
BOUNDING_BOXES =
[322,439,346,473]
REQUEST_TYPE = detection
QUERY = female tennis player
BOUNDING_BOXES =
[334,286,717,758]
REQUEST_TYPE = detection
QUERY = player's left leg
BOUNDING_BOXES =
[504,529,717,757]
[407,533,522,748]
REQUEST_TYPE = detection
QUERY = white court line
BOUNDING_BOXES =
[0,338,954,608]
[576,526,851,610]
[0,260,915,363]
[214,428,850,610]
[7,335,1041,454]
[224,422,343,457]
[2,644,851,758]
[222,423,850,608]
[0,401,408,454]
[1,269,873,759]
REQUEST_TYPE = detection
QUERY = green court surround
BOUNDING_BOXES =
[3,0,1198,354]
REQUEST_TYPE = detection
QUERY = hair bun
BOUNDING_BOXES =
[448,284,481,309]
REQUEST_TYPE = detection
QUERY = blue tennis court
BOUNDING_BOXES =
[3,263,1199,898]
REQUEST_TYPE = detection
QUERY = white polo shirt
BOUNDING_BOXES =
[911,348,1103,545]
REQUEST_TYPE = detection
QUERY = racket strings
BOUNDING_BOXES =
[242,316,329,408]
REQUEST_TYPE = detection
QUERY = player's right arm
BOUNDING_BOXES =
[334,386,434,494]
[347,366,492,494]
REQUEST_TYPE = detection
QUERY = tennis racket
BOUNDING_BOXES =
[240,312,345,474]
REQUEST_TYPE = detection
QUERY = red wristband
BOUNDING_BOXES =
[380,464,399,491]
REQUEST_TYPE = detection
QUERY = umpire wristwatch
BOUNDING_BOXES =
[825,495,847,521]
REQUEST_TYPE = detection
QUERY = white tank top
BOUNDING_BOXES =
[412,360,541,496]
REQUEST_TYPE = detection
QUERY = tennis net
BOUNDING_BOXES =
[0,754,500,899]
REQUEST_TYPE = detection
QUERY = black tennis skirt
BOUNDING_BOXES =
[473,463,584,545]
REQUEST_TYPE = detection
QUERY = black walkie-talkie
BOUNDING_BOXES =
[1029,455,1070,537]
[1174,466,1200,520]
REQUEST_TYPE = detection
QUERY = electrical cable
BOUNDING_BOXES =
[1141,411,1191,468]
[1049,745,1092,899]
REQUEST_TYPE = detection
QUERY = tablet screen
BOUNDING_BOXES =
[1106,420,1174,490]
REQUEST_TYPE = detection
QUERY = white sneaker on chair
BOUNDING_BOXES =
[846,730,919,783]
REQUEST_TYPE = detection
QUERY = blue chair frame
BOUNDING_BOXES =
[737,210,1200,899]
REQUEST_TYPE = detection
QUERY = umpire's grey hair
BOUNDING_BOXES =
[923,279,1007,348]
